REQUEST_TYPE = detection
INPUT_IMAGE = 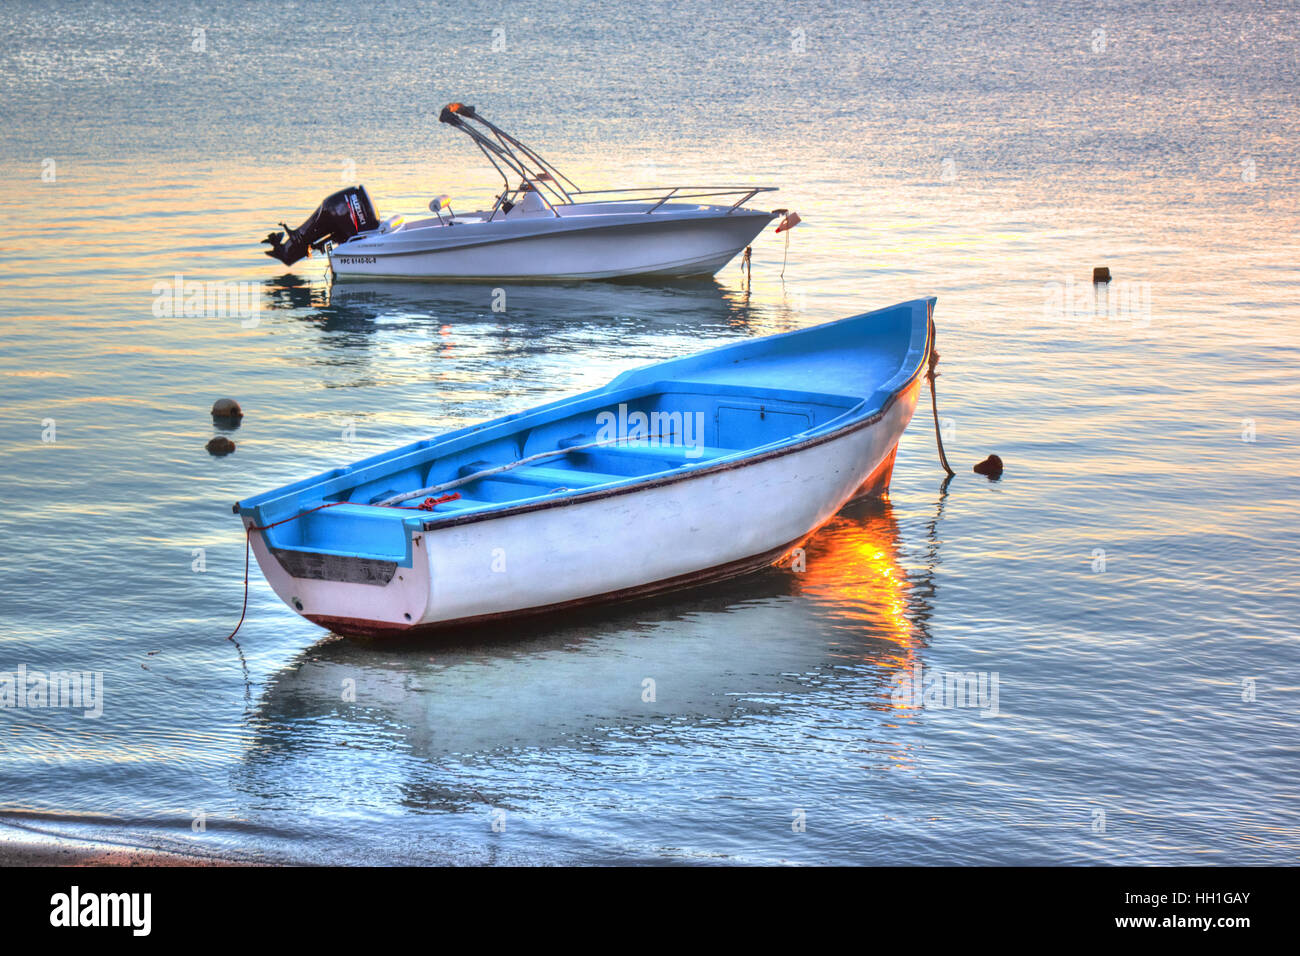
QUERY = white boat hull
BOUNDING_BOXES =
[246,375,921,636]
[328,207,775,281]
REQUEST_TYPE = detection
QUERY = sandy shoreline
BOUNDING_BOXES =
[0,838,257,867]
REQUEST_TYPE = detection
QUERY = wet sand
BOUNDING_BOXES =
[0,839,255,867]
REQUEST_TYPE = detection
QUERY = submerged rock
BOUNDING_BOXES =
[973,454,1003,479]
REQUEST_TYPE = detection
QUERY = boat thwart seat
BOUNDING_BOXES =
[586,441,741,465]
[485,463,622,491]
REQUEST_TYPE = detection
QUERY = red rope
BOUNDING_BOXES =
[415,492,461,511]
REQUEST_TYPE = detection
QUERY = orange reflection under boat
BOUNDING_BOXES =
[785,496,922,667]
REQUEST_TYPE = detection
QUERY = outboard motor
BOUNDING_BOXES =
[262,185,379,265]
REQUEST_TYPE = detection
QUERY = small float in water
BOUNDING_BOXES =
[261,102,794,281]
[232,297,935,637]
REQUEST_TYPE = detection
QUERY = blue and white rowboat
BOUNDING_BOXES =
[233,297,937,637]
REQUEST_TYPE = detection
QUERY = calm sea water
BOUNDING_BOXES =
[0,0,1296,864]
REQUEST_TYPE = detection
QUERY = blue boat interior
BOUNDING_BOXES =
[235,298,933,566]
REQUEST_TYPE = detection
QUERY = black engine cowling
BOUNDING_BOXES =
[262,186,379,265]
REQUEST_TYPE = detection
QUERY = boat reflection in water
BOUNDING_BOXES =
[262,273,757,341]
[238,497,938,805]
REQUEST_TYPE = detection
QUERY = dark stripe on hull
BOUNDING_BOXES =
[269,547,397,585]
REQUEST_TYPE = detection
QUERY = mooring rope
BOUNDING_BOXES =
[222,501,354,642]
[926,321,956,478]
[774,210,799,279]
[223,532,254,643]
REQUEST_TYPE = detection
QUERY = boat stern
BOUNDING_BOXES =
[234,498,434,638]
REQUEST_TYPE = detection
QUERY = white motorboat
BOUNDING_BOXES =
[262,102,795,282]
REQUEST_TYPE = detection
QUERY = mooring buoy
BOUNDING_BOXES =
[206,436,236,456]
[211,398,244,421]
[1093,266,1111,283]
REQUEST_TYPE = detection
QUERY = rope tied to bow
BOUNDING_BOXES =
[926,323,956,478]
